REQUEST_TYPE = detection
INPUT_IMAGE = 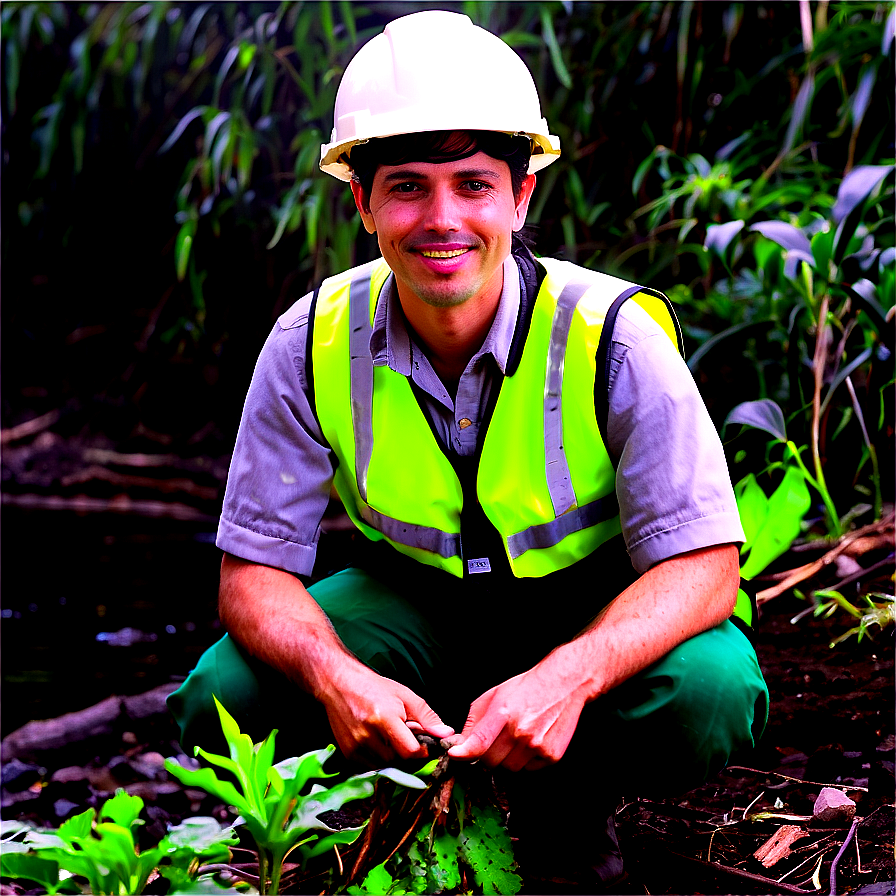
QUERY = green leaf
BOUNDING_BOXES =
[160,816,239,865]
[99,789,144,830]
[0,853,61,892]
[734,474,770,552]
[353,861,396,895]
[298,824,365,861]
[749,221,813,260]
[539,6,572,90]
[724,399,787,442]
[705,220,744,258]
[739,464,811,579]
[175,220,196,282]
[164,758,249,814]
[832,165,894,264]
[158,106,209,155]
[460,804,520,895]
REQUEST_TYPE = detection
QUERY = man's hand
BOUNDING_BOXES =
[319,664,454,766]
[446,659,586,771]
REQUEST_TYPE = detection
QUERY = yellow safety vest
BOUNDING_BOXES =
[310,255,685,574]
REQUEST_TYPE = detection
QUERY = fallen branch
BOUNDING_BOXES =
[723,767,869,793]
[0,409,61,446]
[1,682,179,762]
[0,492,216,521]
[756,513,894,603]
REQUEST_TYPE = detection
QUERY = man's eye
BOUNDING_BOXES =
[393,182,421,193]
[464,181,490,192]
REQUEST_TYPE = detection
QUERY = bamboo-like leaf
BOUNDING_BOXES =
[832,164,893,223]
[705,220,744,257]
[158,106,209,155]
[724,399,788,442]
[749,221,812,257]
[539,6,572,90]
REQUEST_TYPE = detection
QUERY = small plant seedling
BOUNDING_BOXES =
[164,696,427,893]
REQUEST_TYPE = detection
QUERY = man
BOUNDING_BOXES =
[169,10,768,886]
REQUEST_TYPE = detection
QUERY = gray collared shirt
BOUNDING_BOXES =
[216,256,744,577]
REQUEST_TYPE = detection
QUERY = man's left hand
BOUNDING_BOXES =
[446,660,586,771]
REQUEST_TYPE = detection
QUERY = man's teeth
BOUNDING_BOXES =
[421,249,467,258]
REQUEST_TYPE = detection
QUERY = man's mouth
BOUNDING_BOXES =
[419,248,470,259]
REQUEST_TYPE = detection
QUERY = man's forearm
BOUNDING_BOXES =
[543,542,741,703]
[218,553,360,700]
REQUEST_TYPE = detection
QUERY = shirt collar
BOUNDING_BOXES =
[370,254,521,376]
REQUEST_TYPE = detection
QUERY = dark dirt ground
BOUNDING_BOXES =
[1,527,893,896]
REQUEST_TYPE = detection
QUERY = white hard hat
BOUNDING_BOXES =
[319,10,561,182]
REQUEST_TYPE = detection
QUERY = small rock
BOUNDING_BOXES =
[812,787,856,824]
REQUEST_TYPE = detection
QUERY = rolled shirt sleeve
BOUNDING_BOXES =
[606,301,745,575]
[216,295,333,576]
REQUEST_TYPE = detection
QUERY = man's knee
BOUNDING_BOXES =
[596,620,768,794]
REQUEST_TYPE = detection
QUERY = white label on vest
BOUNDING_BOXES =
[467,557,491,574]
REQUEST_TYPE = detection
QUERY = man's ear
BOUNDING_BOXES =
[512,174,537,233]
[350,179,377,234]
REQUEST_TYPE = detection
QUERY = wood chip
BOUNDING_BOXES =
[753,824,810,867]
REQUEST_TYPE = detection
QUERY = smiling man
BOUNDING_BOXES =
[169,11,769,888]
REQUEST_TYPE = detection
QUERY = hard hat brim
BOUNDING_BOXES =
[320,130,561,182]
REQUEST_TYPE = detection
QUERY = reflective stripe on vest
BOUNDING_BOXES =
[312,257,679,578]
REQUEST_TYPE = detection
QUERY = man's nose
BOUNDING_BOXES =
[423,187,461,232]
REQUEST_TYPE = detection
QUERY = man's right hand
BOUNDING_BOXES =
[319,664,454,765]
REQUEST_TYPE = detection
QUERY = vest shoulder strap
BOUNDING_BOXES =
[593,285,684,454]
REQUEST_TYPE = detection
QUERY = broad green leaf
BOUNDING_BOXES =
[81,822,138,886]
[810,227,834,276]
[353,861,395,895]
[164,758,248,813]
[56,808,95,844]
[0,852,62,891]
[98,789,144,830]
[740,465,811,579]
[364,768,427,791]
[460,804,520,895]
[734,474,770,552]
[298,824,365,860]
[160,816,239,864]
[832,165,894,264]
[724,399,787,442]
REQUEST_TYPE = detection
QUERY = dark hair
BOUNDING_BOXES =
[347,130,532,200]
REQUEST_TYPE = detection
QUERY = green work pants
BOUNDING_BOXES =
[168,564,769,803]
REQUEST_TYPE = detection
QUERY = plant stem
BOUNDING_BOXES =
[268,849,286,895]
[810,294,842,536]
[785,441,840,537]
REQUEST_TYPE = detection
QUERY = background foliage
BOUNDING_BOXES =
[2,0,894,531]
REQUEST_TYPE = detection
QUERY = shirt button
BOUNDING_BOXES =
[458,418,473,429]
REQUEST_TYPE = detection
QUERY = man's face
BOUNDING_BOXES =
[350,151,535,310]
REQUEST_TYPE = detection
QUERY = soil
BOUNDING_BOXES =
[1,537,892,896]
